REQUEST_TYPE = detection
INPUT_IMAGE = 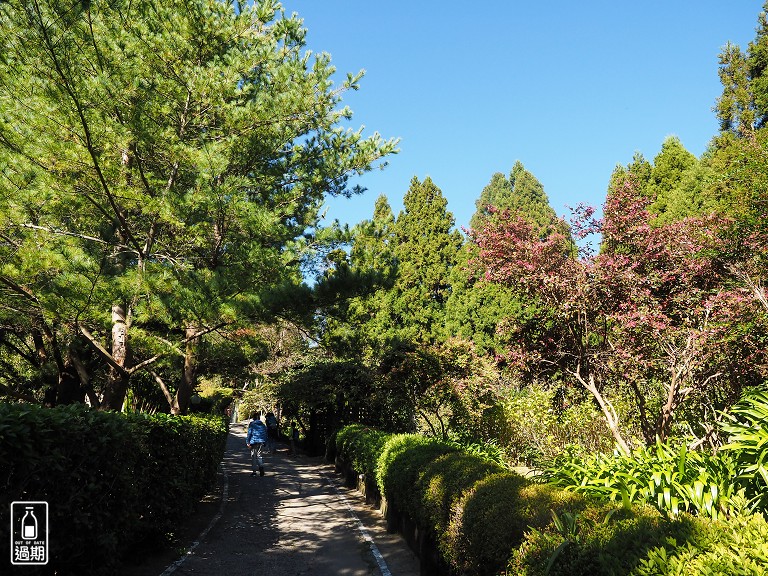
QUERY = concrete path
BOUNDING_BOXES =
[161,423,420,576]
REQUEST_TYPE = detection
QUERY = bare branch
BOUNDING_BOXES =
[151,370,175,409]
[572,367,631,455]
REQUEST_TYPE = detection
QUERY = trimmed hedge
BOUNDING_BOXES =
[129,411,227,540]
[335,423,392,481]
[333,424,768,576]
[376,434,460,516]
[335,425,535,575]
[448,476,587,575]
[0,402,227,575]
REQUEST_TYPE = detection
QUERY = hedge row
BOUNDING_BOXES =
[332,425,587,575]
[332,424,768,576]
[0,402,227,575]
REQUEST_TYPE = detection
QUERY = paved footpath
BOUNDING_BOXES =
[161,423,420,576]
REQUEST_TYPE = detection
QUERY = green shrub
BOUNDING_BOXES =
[416,451,505,540]
[499,384,614,466]
[446,435,509,468]
[0,403,142,574]
[0,402,227,575]
[449,475,584,575]
[376,434,458,515]
[508,504,768,576]
[335,424,393,480]
[128,412,227,539]
[508,505,696,576]
[632,513,768,576]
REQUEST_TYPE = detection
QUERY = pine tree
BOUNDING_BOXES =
[0,0,396,409]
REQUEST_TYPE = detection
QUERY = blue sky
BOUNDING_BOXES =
[284,1,763,231]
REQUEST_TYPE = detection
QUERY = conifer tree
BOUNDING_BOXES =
[392,177,462,344]
[447,162,561,357]
[470,161,560,235]
[610,142,719,227]
[350,195,398,279]
[647,137,698,220]
[319,195,399,356]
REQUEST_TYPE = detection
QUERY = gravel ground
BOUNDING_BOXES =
[128,423,420,576]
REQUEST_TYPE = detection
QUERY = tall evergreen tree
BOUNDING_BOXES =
[350,195,398,278]
[610,142,719,227]
[647,136,698,220]
[717,41,757,135]
[715,3,768,135]
[447,162,561,357]
[748,5,768,127]
[470,161,560,235]
[319,195,399,357]
[392,177,462,344]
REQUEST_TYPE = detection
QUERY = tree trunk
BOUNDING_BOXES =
[32,325,76,406]
[101,304,130,410]
[573,369,631,455]
[172,325,199,415]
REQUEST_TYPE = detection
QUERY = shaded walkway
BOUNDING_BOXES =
[163,424,419,576]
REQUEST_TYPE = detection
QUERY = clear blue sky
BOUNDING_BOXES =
[284,1,763,231]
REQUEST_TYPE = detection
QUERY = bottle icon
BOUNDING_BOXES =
[21,507,37,540]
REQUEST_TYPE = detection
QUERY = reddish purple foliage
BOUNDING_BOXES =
[472,178,767,443]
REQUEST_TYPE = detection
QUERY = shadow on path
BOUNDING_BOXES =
[159,424,418,576]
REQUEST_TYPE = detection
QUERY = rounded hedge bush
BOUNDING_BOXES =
[335,424,393,481]
[416,451,506,537]
[506,503,750,576]
[447,475,587,575]
[376,434,458,516]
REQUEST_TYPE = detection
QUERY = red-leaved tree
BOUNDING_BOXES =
[474,175,767,452]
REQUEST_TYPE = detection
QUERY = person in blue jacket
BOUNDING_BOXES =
[246,412,268,477]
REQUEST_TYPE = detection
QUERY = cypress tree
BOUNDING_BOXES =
[392,177,463,344]
[448,162,562,357]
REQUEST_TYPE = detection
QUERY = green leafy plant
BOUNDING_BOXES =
[446,435,509,468]
[720,388,768,511]
[542,439,737,519]
[631,513,768,576]
[416,451,505,543]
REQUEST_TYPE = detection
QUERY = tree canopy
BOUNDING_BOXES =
[0,0,396,411]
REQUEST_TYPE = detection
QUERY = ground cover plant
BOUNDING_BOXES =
[542,440,738,520]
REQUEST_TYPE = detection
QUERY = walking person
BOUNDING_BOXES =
[265,411,278,453]
[246,412,268,477]
[289,421,300,456]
